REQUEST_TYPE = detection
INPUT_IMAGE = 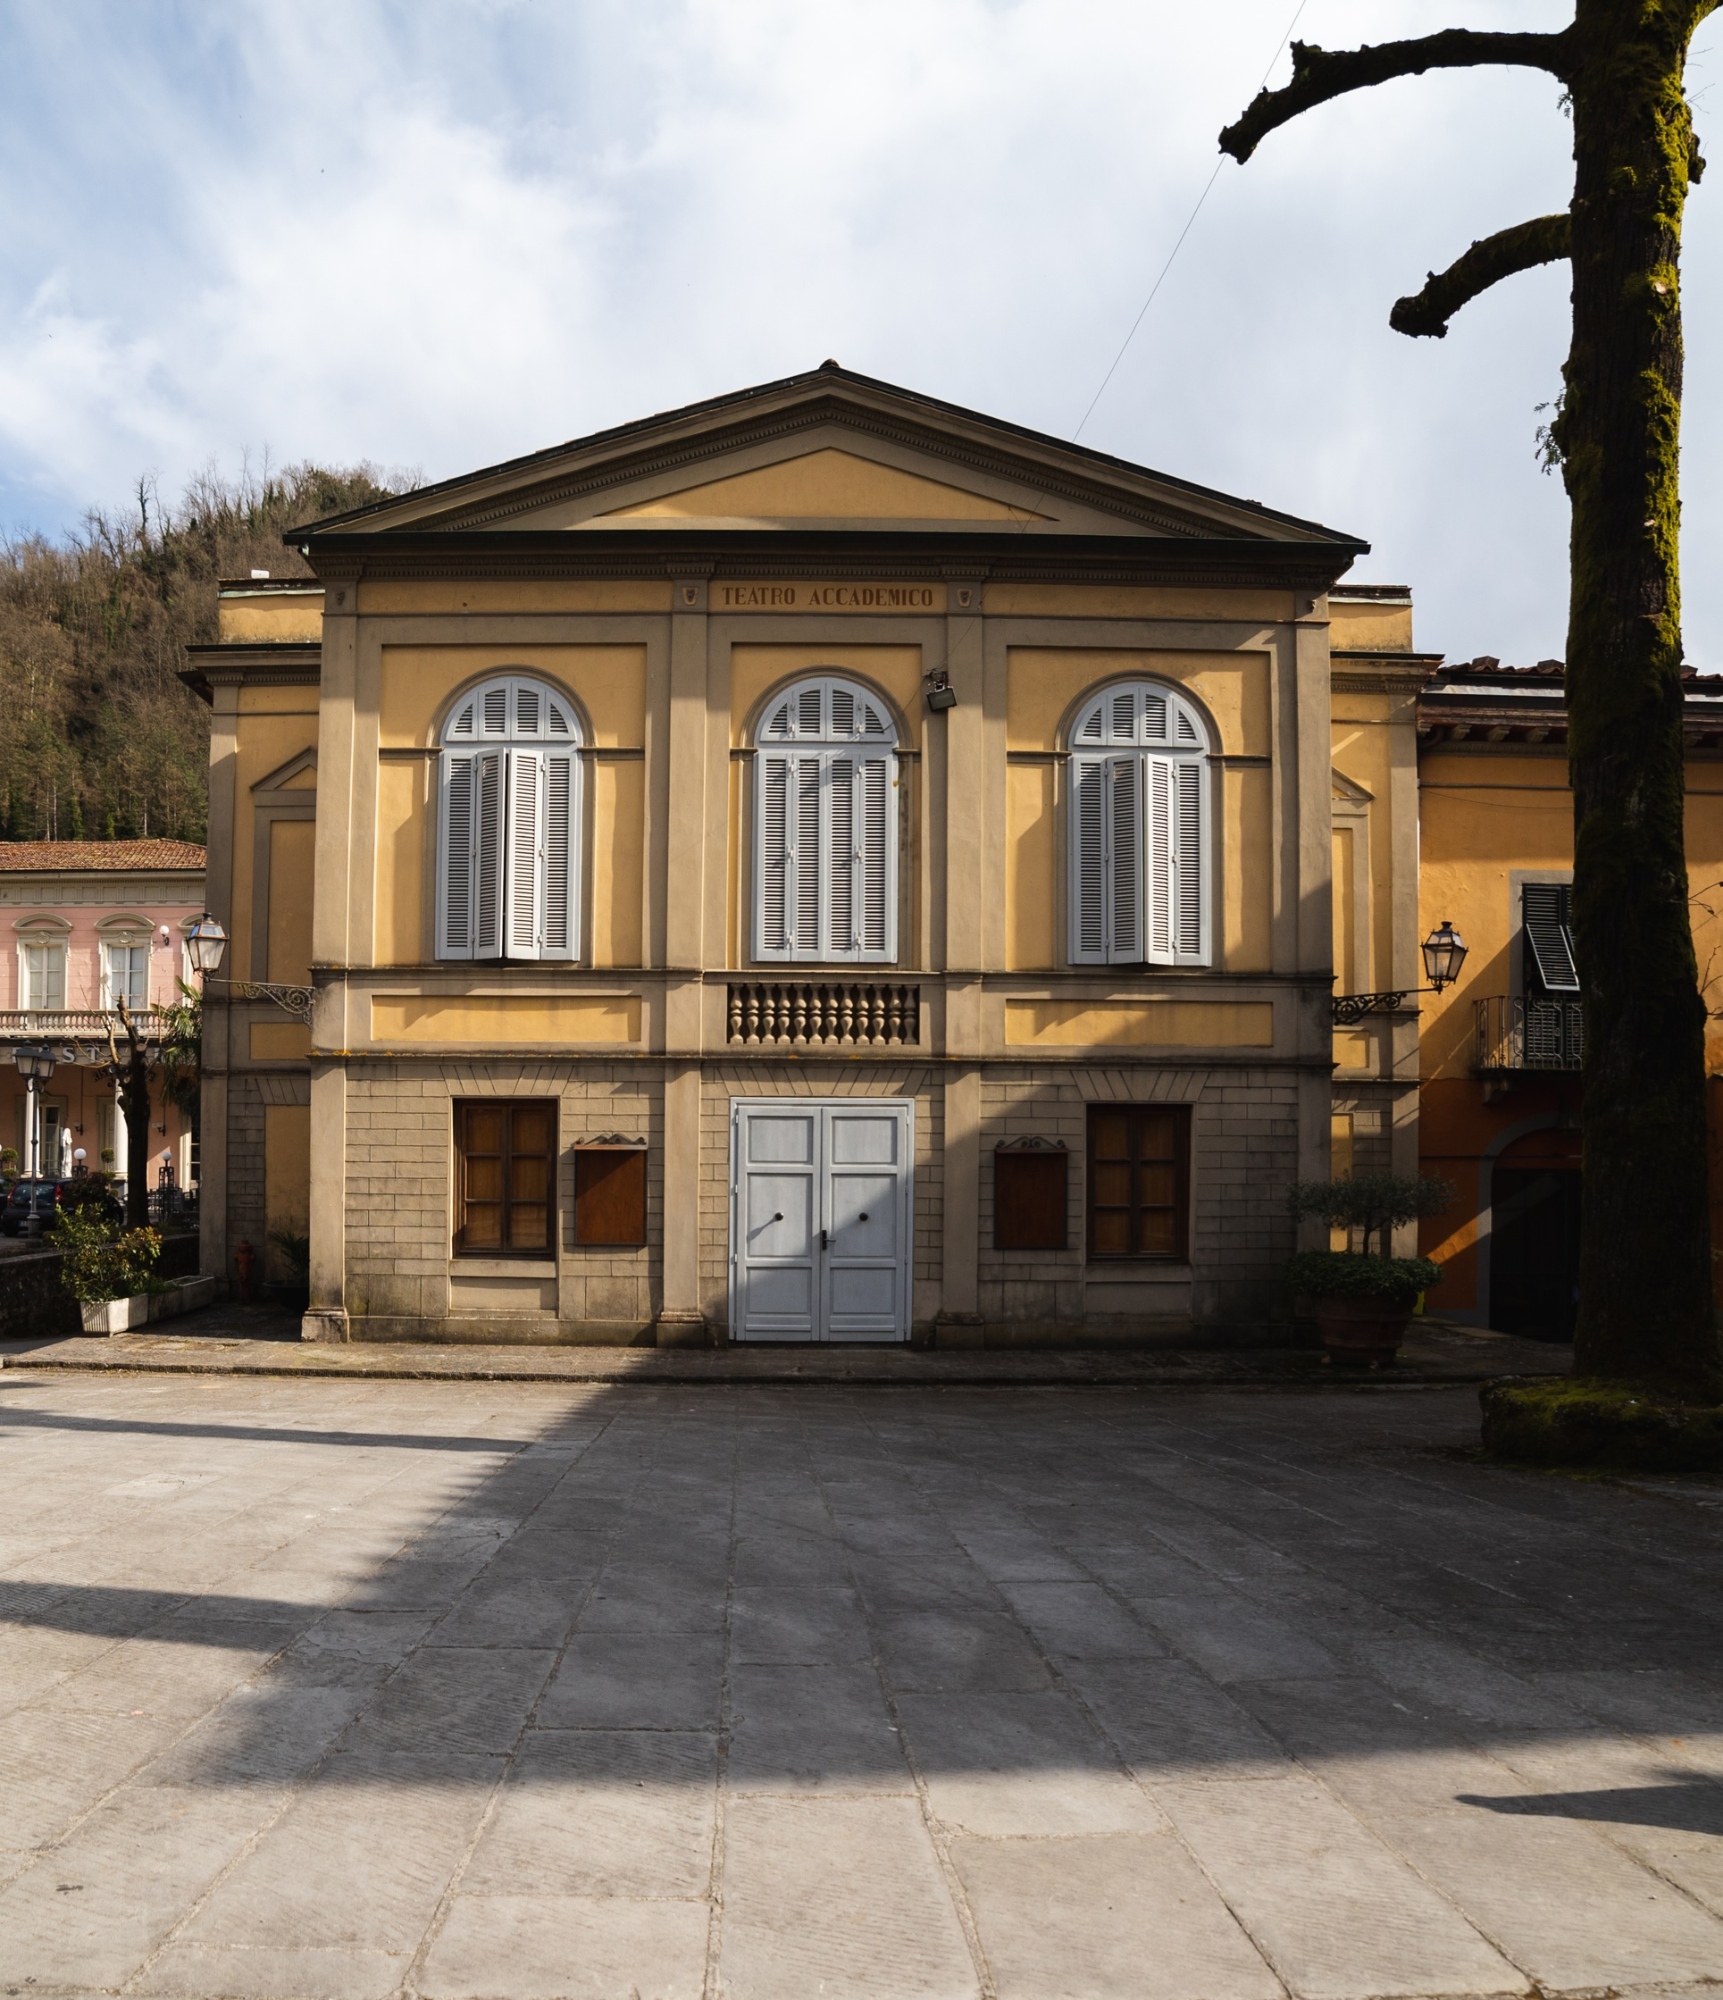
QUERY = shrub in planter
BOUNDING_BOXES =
[1286,1174,1452,1366]
[1287,1251,1443,1300]
[267,1227,312,1311]
[49,1208,167,1305]
[59,1173,123,1225]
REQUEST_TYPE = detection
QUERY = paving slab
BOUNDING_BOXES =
[2,1368,1722,1998]
[949,1831,1281,2000]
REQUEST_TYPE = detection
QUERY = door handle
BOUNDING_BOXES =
[821,1228,829,1251]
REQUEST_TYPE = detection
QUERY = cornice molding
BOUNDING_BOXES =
[304,533,1354,597]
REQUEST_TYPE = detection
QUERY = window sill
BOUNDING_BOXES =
[449,1257,557,1275]
[1085,1260,1193,1274]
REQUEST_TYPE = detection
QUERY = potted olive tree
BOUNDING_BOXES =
[1287,1173,1451,1367]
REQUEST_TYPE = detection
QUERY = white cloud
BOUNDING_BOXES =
[0,0,1716,664]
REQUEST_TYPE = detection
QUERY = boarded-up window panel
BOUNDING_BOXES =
[994,1149,1068,1251]
[574,1148,648,1246]
[455,1101,555,1256]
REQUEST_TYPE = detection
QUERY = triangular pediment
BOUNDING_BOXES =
[291,364,1365,552]
[598,448,1051,525]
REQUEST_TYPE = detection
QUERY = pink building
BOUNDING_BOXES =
[0,841,207,1186]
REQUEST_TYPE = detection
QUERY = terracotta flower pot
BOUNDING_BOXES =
[1310,1293,1414,1368]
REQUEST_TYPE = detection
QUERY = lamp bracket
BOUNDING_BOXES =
[208,978,314,1024]
[1331,989,1440,1025]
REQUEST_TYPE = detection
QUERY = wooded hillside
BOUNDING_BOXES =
[0,462,400,844]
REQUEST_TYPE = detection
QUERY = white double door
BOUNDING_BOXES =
[730,1098,913,1342]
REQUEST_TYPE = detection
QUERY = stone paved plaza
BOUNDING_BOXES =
[4,1370,1723,1999]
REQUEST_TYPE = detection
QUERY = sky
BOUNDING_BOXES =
[1,0,1718,667]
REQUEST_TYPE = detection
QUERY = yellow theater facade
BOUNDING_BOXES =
[191,364,1386,1346]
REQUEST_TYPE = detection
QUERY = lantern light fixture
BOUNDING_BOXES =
[185,913,228,978]
[1421,919,1468,992]
[12,1044,56,1084]
[1332,922,1473,1025]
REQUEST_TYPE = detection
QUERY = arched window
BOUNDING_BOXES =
[754,676,898,962]
[1068,681,1211,966]
[437,676,583,961]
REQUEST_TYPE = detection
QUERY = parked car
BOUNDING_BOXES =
[1,1178,122,1239]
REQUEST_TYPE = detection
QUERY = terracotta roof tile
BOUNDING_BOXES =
[0,840,206,873]
[1440,655,1723,691]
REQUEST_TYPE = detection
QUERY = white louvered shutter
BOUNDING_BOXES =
[1145,755,1207,966]
[506,751,543,959]
[828,755,856,955]
[1107,756,1143,963]
[439,754,477,956]
[753,676,898,963]
[1172,760,1206,961]
[858,753,893,957]
[1522,882,1579,992]
[1070,756,1107,964]
[792,756,821,955]
[541,750,578,959]
[756,753,792,958]
[472,749,505,959]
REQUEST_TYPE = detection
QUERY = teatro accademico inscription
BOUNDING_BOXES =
[713,582,944,612]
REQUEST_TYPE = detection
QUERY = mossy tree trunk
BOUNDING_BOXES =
[1561,10,1713,1395]
[1223,0,1721,1399]
[113,1005,154,1231]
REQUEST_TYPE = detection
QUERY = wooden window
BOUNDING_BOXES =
[994,1141,1068,1251]
[574,1146,648,1246]
[1086,1105,1190,1261]
[454,1101,555,1256]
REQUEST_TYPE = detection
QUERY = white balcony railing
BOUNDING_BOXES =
[0,1008,174,1041]
[727,982,921,1047]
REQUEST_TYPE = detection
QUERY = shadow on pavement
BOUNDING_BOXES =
[3,1374,1723,1996]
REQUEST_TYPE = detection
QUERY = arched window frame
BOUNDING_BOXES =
[1067,680,1213,968]
[752,675,899,964]
[436,675,583,962]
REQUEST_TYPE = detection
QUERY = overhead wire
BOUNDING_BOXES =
[1070,0,1310,445]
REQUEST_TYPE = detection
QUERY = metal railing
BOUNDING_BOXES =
[1474,994,1585,1072]
[727,982,920,1047]
[147,1185,199,1229]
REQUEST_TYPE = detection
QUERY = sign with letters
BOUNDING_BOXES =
[713,581,946,613]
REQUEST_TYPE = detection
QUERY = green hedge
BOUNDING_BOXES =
[1287,1251,1441,1301]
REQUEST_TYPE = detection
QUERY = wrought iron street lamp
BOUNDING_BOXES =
[12,1044,57,1179]
[185,914,228,979]
[1331,922,1472,1025]
[1420,920,1468,992]
[190,909,312,1022]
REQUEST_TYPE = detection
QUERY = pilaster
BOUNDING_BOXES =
[302,1058,348,1342]
[658,574,711,1341]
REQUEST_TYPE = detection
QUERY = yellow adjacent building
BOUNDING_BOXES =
[187,364,1371,1345]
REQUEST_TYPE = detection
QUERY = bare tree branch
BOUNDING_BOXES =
[1220,32,1571,164]
[1389,214,1571,339]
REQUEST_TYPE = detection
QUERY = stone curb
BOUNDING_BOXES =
[0,1328,1569,1390]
